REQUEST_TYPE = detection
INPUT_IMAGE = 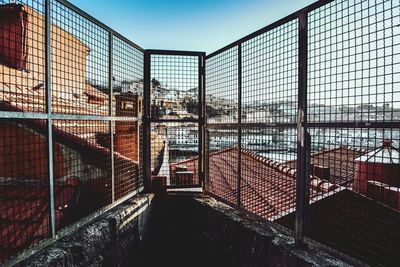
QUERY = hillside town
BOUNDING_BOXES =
[149,81,400,168]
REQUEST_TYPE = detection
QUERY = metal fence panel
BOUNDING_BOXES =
[242,19,298,125]
[302,0,400,265]
[206,47,239,125]
[1,0,400,265]
[205,0,400,265]
[147,51,204,188]
[206,127,239,204]
[151,122,200,187]
[0,0,144,264]
[51,0,110,116]
[0,118,51,263]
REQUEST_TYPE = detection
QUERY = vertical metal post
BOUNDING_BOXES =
[143,51,151,189]
[237,44,242,207]
[295,10,310,245]
[108,32,115,203]
[204,129,210,191]
[45,0,56,238]
[198,54,206,189]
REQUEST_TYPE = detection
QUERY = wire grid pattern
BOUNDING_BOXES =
[242,19,298,124]
[294,127,400,267]
[137,122,144,190]
[205,47,238,124]
[150,54,199,119]
[150,122,200,187]
[51,0,109,115]
[112,36,143,198]
[0,0,46,113]
[205,0,400,265]
[205,128,238,203]
[308,0,400,123]
[240,127,297,221]
[0,118,50,263]
[0,0,144,264]
[113,119,142,198]
[304,1,400,265]
[52,120,112,229]
[112,36,143,117]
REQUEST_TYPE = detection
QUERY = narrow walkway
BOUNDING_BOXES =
[122,195,229,267]
[159,140,171,185]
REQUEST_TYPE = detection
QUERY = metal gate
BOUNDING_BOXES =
[143,50,205,188]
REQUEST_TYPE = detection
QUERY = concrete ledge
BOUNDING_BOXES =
[193,196,364,267]
[15,194,154,267]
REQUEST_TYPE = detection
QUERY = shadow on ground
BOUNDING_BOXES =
[122,194,229,267]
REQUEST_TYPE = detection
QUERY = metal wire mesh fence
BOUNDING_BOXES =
[1,0,400,265]
[150,122,200,187]
[0,0,144,264]
[146,51,205,188]
[205,0,400,265]
[150,54,199,120]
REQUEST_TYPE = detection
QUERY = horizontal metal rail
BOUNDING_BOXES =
[0,111,142,121]
[146,49,206,57]
[4,186,144,267]
[207,123,298,129]
[207,121,400,129]
[150,118,200,123]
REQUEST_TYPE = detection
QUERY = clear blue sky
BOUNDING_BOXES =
[69,0,315,54]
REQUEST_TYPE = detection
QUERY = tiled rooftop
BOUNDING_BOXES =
[172,146,363,221]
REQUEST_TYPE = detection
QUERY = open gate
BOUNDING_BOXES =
[143,50,205,188]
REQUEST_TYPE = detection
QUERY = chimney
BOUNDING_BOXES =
[311,164,331,181]
[0,4,29,70]
[354,139,400,194]
[114,92,142,161]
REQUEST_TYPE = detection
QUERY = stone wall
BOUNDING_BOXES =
[15,194,153,267]
[13,193,366,267]
[179,195,364,267]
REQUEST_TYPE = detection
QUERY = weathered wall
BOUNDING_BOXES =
[14,194,153,267]
[177,195,364,267]
[11,193,364,267]
[124,194,364,267]
[144,195,361,267]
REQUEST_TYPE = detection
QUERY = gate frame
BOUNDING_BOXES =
[143,49,206,189]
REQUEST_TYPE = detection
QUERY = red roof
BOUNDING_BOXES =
[0,103,138,263]
[0,177,79,262]
[0,101,138,169]
[286,146,365,186]
[173,147,343,221]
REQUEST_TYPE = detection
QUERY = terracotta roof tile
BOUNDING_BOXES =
[286,146,365,186]
[174,147,343,221]
[0,101,138,169]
